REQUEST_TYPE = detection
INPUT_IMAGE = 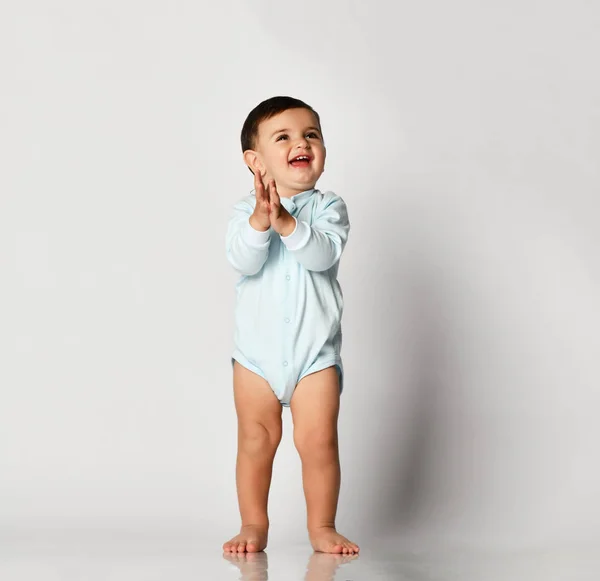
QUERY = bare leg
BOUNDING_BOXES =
[223,362,282,553]
[290,366,360,554]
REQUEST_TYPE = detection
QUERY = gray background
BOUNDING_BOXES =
[1,0,599,558]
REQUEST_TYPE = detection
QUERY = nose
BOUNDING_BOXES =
[295,136,310,149]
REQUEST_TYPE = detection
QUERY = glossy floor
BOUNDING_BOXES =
[1,533,599,580]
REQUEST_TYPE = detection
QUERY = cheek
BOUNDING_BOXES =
[266,151,285,169]
[317,150,326,168]
[266,148,285,164]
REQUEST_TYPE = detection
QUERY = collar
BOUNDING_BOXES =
[290,188,316,201]
[280,188,315,212]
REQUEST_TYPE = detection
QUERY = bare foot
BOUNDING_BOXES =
[223,525,268,553]
[223,551,268,580]
[305,552,358,580]
[309,527,359,554]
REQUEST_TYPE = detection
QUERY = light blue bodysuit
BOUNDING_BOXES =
[226,188,350,406]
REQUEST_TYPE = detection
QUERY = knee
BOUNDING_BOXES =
[293,427,338,462]
[239,420,282,457]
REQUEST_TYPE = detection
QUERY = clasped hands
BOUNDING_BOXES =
[249,171,296,237]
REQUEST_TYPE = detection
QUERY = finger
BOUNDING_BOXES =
[263,179,271,204]
[261,180,270,211]
[269,180,279,204]
[259,172,270,204]
[254,170,264,194]
[255,174,271,214]
[270,196,280,220]
[268,183,276,212]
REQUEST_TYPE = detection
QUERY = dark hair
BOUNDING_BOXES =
[241,96,322,153]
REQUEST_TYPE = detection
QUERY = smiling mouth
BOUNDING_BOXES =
[289,155,311,167]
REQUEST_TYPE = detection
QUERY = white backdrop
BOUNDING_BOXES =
[1,0,599,552]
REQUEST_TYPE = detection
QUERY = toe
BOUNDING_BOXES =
[237,542,246,553]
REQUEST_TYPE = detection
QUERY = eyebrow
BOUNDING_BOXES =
[271,126,322,138]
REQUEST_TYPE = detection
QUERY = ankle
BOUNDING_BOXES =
[308,523,336,534]
[241,521,269,531]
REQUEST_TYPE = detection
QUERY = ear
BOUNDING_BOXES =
[243,150,264,176]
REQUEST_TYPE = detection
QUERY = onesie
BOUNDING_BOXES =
[225,188,350,406]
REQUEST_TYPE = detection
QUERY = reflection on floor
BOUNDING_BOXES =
[223,550,358,580]
[1,533,599,581]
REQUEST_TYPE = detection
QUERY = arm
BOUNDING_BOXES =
[280,194,350,272]
[225,199,272,276]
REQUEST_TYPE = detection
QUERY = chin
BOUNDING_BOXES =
[296,181,317,190]
[294,175,320,187]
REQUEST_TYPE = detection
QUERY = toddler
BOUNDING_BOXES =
[223,96,359,555]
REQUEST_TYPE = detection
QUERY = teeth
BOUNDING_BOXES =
[292,156,309,162]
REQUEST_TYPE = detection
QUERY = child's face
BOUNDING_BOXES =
[245,108,326,197]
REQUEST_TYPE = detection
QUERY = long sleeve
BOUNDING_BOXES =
[226,198,272,276]
[280,193,349,272]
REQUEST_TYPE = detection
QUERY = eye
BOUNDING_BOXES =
[306,132,320,139]
[276,134,288,141]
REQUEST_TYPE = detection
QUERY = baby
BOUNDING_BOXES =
[223,96,359,555]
